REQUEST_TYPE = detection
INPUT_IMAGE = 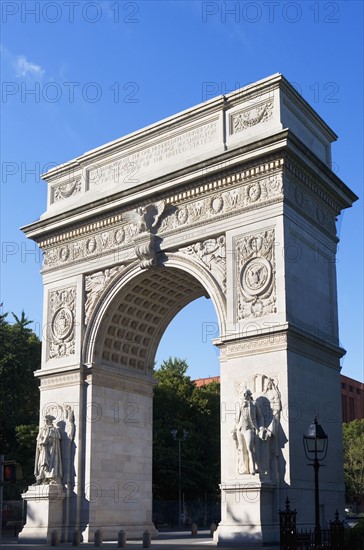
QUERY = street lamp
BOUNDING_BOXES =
[171,428,189,527]
[303,417,328,549]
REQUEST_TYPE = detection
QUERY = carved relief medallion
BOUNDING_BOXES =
[52,307,73,340]
[241,257,272,296]
[235,229,276,320]
[48,286,76,359]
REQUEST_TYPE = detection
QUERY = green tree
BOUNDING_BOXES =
[343,419,364,508]
[153,357,220,503]
[0,311,41,494]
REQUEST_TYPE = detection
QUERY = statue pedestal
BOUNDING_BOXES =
[215,479,277,547]
[19,484,66,543]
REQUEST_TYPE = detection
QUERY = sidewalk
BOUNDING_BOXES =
[0,529,278,549]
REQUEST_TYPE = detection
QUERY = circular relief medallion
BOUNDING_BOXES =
[114,227,125,245]
[52,307,73,340]
[211,195,224,213]
[177,207,188,224]
[86,237,97,254]
[268,176,281,193]
[247,183,261,202]
[240,257,272,297]
[316,206,325,225]
[59,246,70,262]
[294,187,304,207]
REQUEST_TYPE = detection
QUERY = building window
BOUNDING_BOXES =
[342,395,347,422]
[349,397,355,420]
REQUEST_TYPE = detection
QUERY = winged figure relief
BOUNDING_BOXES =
[84,267,121,324]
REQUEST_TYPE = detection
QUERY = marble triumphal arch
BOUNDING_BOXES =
[20,74,357,546]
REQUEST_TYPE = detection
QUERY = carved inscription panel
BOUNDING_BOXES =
[87,120,218,190]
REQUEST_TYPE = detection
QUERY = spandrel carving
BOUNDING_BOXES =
[179,236,226,291]
[85,266,123,324]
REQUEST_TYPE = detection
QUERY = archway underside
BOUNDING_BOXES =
[93,266,209,372]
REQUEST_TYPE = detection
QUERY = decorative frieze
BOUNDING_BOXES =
[179,236,226,292]
[285,178,336,235]
[159,174,283,234]
[235,229,276,321]
[40,372,81,388]
[220,333,287,357]
[41,155,338,274]
[43,227,135,271]
[42,171,283,272]
[48,286,76,359]
[230,100,273,134]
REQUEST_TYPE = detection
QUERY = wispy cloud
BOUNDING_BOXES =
[14,55,45,78]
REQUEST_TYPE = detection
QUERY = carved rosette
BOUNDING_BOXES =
[179,236,226,292]
[230,100,273,134]
[48,286,76,359]
[84,266,123,325]
[235,229,276,320]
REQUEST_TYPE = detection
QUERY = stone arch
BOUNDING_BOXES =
[83,253,226,370]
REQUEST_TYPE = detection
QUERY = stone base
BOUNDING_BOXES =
[83,522,158,542]
[216,479,278,547]
[18,483,66,544]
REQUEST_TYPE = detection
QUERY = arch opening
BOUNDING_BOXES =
[80,261,224,541]
[86,258,225,373]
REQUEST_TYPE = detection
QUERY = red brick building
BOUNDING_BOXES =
[341,375,364,423]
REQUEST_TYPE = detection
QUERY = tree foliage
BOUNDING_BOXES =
[343,419,364,505]
[153,357,220,502]
[0,311,40,493]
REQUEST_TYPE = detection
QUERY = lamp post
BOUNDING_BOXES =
[303,417,328,549]
[171,428,188,528]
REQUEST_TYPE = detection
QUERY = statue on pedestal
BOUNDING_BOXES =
[34,415,63,485]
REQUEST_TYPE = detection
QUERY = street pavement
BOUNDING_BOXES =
[0,529,278,549]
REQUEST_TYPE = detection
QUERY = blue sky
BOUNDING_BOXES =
[1,0,363,382]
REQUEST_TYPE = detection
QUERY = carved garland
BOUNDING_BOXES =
[230,100,274,134]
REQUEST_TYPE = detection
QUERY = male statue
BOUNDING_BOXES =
[232,388,263,475]
[34,415,62,485]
